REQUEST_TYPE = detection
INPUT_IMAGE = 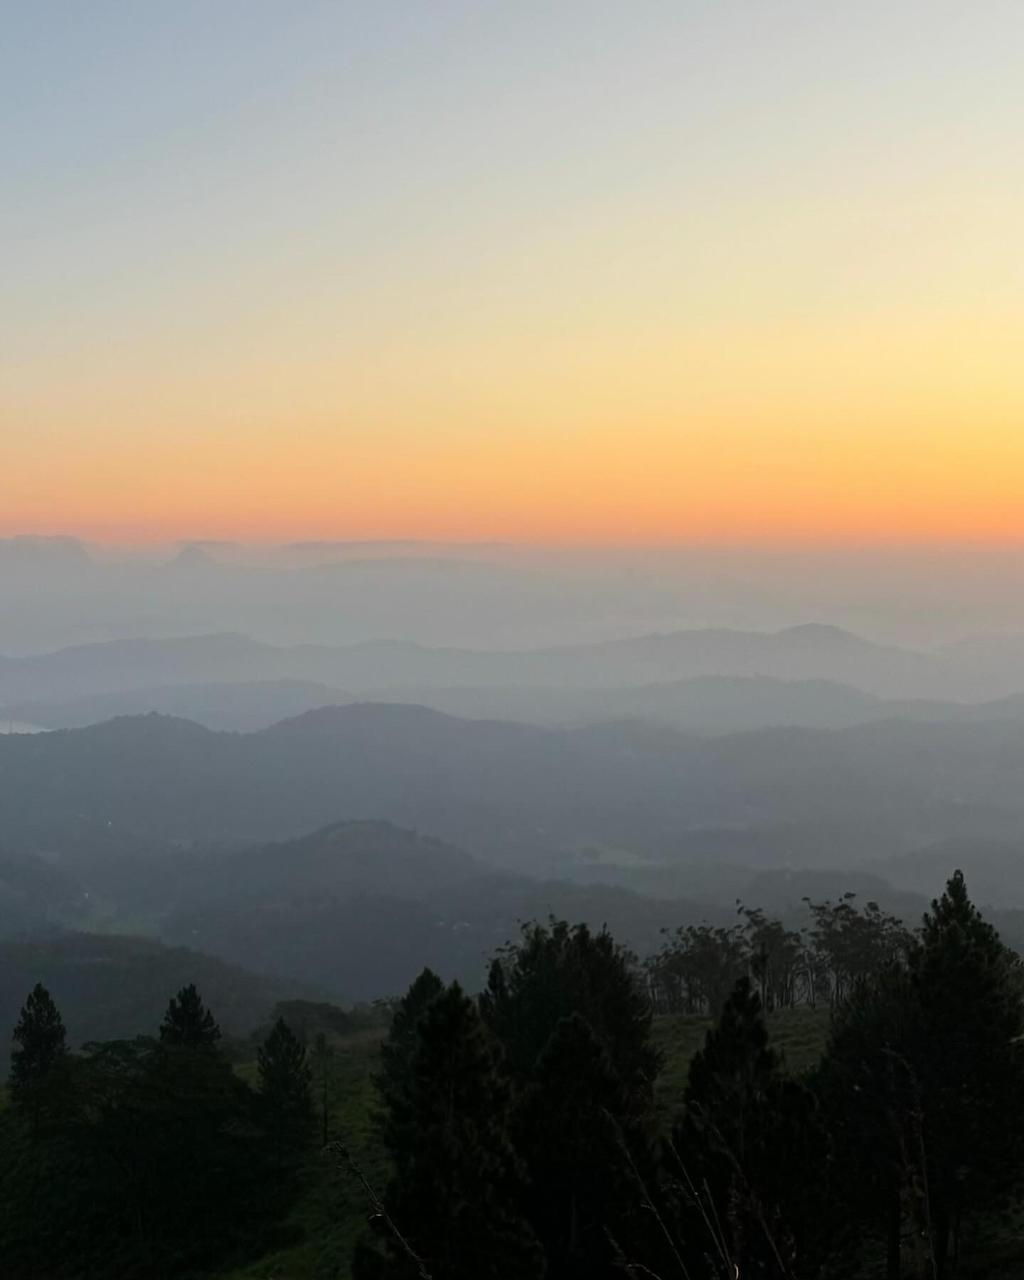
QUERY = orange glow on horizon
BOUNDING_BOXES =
[6,5,1022,549]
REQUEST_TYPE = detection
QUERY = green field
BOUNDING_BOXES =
[219,1006,832,1280]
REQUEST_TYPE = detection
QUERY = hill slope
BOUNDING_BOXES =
[7,706,1024,876]
[0,932,308,1052]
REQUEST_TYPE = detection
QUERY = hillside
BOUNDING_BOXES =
[6,707,1024,881]
[0,932,307,1051]
[156,820,717,1000]
[0,622,970,704]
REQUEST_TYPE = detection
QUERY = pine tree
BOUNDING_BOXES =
[311,1030,336,1147]
[819,962,922,1280]
[142,985,263,1267]
[819,872,1024,1280]
[911,870,1024,1275]
[358,981,543,1280]
[480,920,660,1113]
[159,982,220,1047]
[672,977,818,1279]
[258,1017,313,1172]
[9,982,68,1132]
[376,968,444,1107]
[515,1012,638,1279]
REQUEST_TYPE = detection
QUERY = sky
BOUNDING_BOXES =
[3,1,1023,544]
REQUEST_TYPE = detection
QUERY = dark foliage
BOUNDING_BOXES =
[160,982,221,1047]
[9,981,68,1131]
[671,977,826,1278]
[356,980,543,1280]
[257,1016,314,1173]
[481,918,661,1110]
[0,984,310,1279]
[5,886,1024,1280]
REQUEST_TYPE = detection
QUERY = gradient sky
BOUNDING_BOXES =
[3,2,1023,543]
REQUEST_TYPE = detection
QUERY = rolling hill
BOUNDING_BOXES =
[5,705,1024,880]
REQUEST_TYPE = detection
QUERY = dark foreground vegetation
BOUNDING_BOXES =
[3,873,1024,1279]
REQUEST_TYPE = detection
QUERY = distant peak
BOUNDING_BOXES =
[0,535,93,568]
[165,544,218,570]
[777,623,871,646]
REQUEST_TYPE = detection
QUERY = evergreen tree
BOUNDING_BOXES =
[140,987,269,1270]
[159,982,220,1048]
[515,1012,641,1279]
[311,1030,336,1147]
[258,1017,314,1172]
[672,977,821,1279]
[357,981,543,1280]
[818,963,923,1280]
[376,967,444,1109]
[910,870,1024,1275]
[9,982,68,1132]
[819,872,1024,1280]
[481,919,660,1113]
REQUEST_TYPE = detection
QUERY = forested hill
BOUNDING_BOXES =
[153,820,715,1000]
[7,706,1024,875]
[0,932,307,1051]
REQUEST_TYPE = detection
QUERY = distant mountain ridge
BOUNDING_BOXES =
[13,624,1024,730]
[0,622,969,702]
[7,704,1024,877]
[158,819,715,1000]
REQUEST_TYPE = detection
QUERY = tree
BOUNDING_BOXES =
[357,981,543,1280]
[481,919,660,1113]
[819,871,1024,1280]
[910,870,1024,1276]
[311,1031,336,1147]
[159,982,220,1048]
[515,1012,641,1279]
[647,922,748,1016]
[138,986,270,1270]
[9,982,68,1133]
[672,977,822,1279]
[258,1017,313,1172]
[806,896,911,1007]
[818,963,923,1280]
[375,967,444,1123]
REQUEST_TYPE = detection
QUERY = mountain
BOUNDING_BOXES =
[0,634,280,703]
[0,535,93,573]
[0,673,892,734]
[158,820,716,1000]
[0,933,307,1052]
[7,705,1024,880]
[21,668,1024,738]
[0,849,89,936]
[162,543,221,572]
[0,622,958,710]
[188,820,483,905]
[0,549,701,652]
[871,839,1024,910]
[3,679,353,733]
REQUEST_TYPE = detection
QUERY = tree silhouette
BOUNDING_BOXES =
[9,982,68,1133]
[515,1012,641,1279]
[159,983,220,1048]
[819,961,922,1280]
[673,977,820,1279]
[481,919,660,1113]
[358,981,543,1280]
[911,870,1024,1275]
[311,1030,336,1147]
[258,1017,313,1172]
[375,967,444,1128]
